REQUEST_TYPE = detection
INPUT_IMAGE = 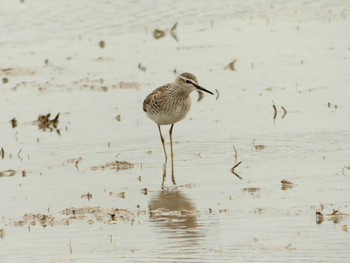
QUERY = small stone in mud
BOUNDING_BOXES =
[10,118,17,128]
[153,29,166,39]
[115,115,121,122]
[140,188,148,195]
[99,40,106,48]
[2,77,8,84]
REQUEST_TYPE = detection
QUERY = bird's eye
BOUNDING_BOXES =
[185,80,191,84]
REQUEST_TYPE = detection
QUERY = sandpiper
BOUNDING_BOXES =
[143,72,213,173]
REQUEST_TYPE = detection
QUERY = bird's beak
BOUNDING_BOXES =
[195,84,214,95]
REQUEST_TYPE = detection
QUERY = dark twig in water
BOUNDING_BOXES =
[272,100,277,120]
[69,240,73,255]
[215,89,220,100]
[281,106,287,118]
[1,148,4,159]
[231,161,242,180]
[170,22,178,42]
[342,165,350,176]
[75,159,80,169]
[17,148,23,161]
[232,145,238,161]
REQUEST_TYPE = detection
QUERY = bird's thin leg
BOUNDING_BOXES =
[169,124,176,185]
[161,163,167,190]
[157,125,168,163]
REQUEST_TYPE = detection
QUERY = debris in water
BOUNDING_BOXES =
[243,187,261,193]
[281,106,288,118]
[99,40,106,48]
[224,59,237,71]
[117,192,126,199]
[69,240,73,255]
[272,100,277,120]
[197,90,204,101]
[81,192,93,201]
[341,164,350,176]
[232,145,238,161]
[252,139,267,151]
[138,63,146,72]
[153,29,166,39]
[10,118,17,128]
[17,148,23,160]
[170,22,178,42]
[140,188,148,195]
[272,101,287,120]
[281,179,294,190]
[316,209,349,225]
[37,113,60,132]
[230,161,242,180]
[0,169,16,177]
[91,161,134,172]
[215,89,220,100]
[342,225,350,232]
[75,159,81,169]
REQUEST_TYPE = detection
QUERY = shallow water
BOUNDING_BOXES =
[1,0,350,262]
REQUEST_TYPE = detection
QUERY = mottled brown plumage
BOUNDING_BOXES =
[143,73,213,179]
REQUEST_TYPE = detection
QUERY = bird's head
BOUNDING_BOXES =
[175,72,213,95]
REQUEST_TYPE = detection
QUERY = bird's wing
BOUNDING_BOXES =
[143,83,171,112]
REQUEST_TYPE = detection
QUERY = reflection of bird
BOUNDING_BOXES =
[149,191,197,229]
[143,73,213,173]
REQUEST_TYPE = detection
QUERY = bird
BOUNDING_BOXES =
[143,72,213,178]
